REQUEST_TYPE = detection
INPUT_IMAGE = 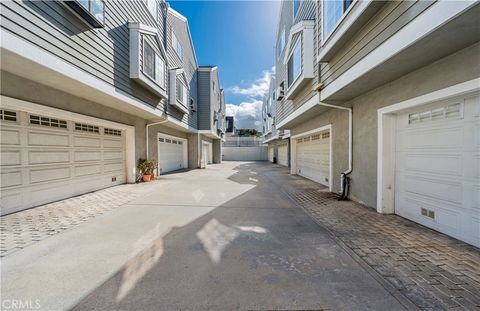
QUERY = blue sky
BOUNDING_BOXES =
[169,0,280,130]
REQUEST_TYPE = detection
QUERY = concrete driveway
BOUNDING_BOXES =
[1,162,409,310]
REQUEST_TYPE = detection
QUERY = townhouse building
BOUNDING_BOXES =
[273,0,479,247]
[262,74,290,166]
[0,0,225,215]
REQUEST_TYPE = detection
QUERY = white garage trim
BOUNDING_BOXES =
[0,96,136,183]
[157,133,188,174]
[377,78,480,214]
[291,124,332,191]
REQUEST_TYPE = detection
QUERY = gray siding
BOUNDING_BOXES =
[0,0,167,109]
[319,1,436,89]
[166,9,198,128]
[210,69,222,131]
[197,70,211,130]
[274,0,317,125]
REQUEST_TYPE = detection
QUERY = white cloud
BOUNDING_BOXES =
[227,67,275,99]
[226,100,263,131]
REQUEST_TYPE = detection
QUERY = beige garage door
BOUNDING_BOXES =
[296,131,330,187]
[395,94,479,247]
[278,143,288,166]
[0,109,126,215]
[268,146,274,162]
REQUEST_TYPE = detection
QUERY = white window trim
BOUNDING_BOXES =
[376,78,480,214]
[321,0,358,45]
[286,37,302,89]
[169,68,189,114]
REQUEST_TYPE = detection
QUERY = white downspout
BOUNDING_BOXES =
[315,101,352,194]
[146,119,169,160]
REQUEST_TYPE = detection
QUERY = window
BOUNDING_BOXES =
[104,128,122,136]
[176,79,188,105]
[0,109,17,122]
[172,31,183,59]
[293,0,301,17]
[408,103,462,124]
[145,0,157,22]
[277,28,285,56]
[287,38,302,87]
[143,41,155,79]
[155,54,165,88]
[30,115,68,128]
[75,122,99,133]
[323,0,353,39]
[65,0,105,28]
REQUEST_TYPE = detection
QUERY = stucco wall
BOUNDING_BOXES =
[291,42,480,208]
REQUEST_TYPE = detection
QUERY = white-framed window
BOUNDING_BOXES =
[176,78,188,106]
[293,0,302,17]
[277,28,285,57]
[172,31,183,59]
[143,40,155,79]
[323,0,353,40]
[155,54,165,88]
[287,38,302,87]
[145,0,157,22]
[143,39,166,88]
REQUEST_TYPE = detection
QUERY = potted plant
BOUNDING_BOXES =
[138,159,158,182]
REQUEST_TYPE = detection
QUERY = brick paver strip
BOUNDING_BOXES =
[0,183,154,258]
[274,170,480,310]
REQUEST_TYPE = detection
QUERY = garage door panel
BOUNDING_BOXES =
[28,131,69,146]
[400,174,463,205]
[74,164,102,177]
[74,151,101,162]
[296,131,330,187]
[1,129,21,145]
[103,150,123,160]
[1,170,22,188]
[158,135,187,174]
[103,162,124,173]
[398,153,463,177]
[1,150,21,166]
[29,150,70,164]
[30,167,70,184]
[397,126,464,150]
[73,136,101,147]
[103,138,123,148]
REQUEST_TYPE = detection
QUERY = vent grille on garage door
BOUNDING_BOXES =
[0,109,17,122]
[75,122,99,133]
[30,114,67,128]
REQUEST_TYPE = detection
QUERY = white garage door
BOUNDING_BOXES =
[278,143,288,167]
[395,94,479,246]
[158,134,187,174]
[1,109,126,215]
[268,146,274,162]
[296,131,330,187]
[202,141,213,165]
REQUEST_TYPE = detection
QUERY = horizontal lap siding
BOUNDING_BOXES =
[319,1,436,88]
[275,0,317,125]
[197,71,211,130]
[166,12,198,128]
[0,0,166,109]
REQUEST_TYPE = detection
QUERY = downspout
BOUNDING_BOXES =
[146,119,169,160]
[315,91,353,199]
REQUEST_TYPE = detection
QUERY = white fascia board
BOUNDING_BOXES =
[320,0,478,101]
[0,30,164,120]
[277,93,319,129]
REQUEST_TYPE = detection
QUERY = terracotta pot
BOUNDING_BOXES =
[142,174,152,182]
